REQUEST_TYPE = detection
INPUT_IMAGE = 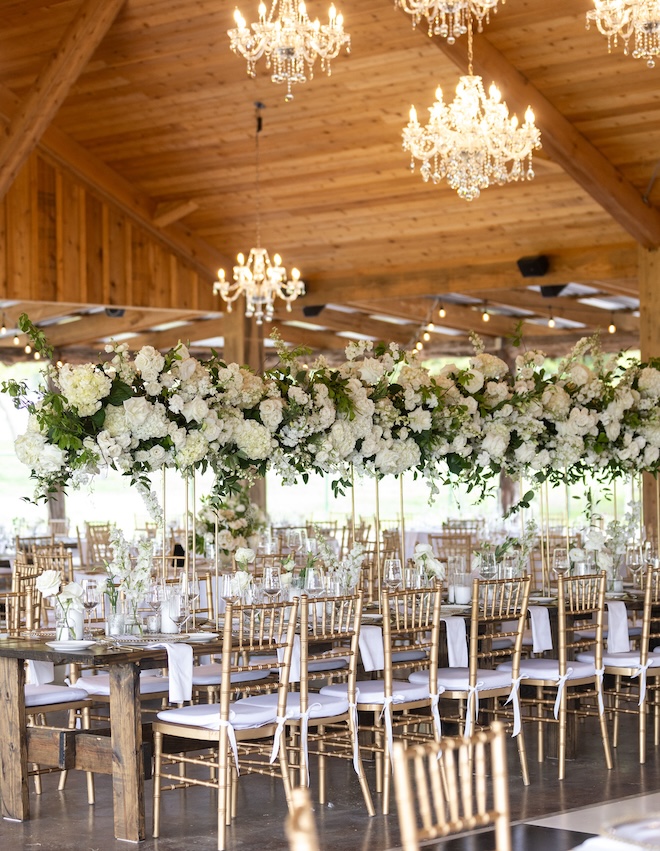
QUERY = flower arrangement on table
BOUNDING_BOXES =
[194,485,267,555]
[230,546,256,598]
[5,314,660,522]
[315,533,366,591]
[96,529,154,628]
[411,543,445,580]
[570,500,641,583]
[35,569,84,639]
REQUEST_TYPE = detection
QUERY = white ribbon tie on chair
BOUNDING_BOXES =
[379,693,406,762]
[553,668,574,718]
[633,661,652,706]
[348,698,361,774]
[440,617,468,667]
[464,680,485,738]
[217,717,240,775]
[504,673,528,736]
[299,702,323,786]
[270,710,296,764]
[430,692,443,740]
[594,666,605,715]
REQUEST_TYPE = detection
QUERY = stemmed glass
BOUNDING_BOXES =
[552,547,571,579]
[304,566,325,598]
[168,592,191,635]
[262,565,281,601]
[221,573,240,607]
[81,579,99,638]
[383,558,403,591]
[627,544,645,588]
[478,552,497,581]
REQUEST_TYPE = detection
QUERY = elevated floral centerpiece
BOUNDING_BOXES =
[194,484,267,556]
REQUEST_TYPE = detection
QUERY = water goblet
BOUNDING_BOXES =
[478,552,497,581]
[383,558,402,591]
[304,566,325,598]
[169,592,191,635]
[81,579,99,638]
[262,565,281,601]
[552,547,570,579]
[627,544,645,588]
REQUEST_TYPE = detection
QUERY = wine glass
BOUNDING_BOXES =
[81,579,99,638]
[147,581,166,614]
[479,552,497,581]
[220,573,240,606]
[304,566,325,598]
[168,592,191,634]
[262,565,281,601]
[552,547,570,579]
[383,558,402,591]
[627,544,645,588]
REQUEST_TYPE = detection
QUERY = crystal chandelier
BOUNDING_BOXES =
[213,104,305,325]
[228,0,350,101]
[401,22,541,201]
[396,0,504,42]
[586,1,660,67]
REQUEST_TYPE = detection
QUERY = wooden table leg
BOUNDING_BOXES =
[109,661,145,842]
[0,655,29,821]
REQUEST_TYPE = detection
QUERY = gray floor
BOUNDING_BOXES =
[1,713,659,851]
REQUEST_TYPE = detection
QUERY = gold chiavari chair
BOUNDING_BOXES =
[0,586,40,634]
[321,585,442,814]
[428,531,475,565]
[152,597,300,851]
[392,720,512,851]
[84,522,114,570]
[15,533,54,554]
[285,786,321,851]
[509,571,612,780]
[47,517,70,538]
[443,517,485,534]
[415,575,531,784]
[11,552,45,625]
[583,564,660,764]
[32,548,75,583]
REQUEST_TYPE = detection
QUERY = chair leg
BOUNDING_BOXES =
[374,711,383,795]
[612,675,621,747]
[536,686,544,762]
[558,692,566,781]
[639,691,647,765]
[596,685,613,771]
[152,731,162,838]
[515,727,530,787]
[317,723,326,802]
[382,707,392,816]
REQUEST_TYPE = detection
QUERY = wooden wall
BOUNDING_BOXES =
[0,152,215,312]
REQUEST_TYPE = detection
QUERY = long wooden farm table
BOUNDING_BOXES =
[0,635,221,842]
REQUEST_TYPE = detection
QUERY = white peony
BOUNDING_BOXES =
[235,547,255,565]
[567,363,592,387]
[182,397,209,423]
[259,398,284,432]
[134,346,165,383]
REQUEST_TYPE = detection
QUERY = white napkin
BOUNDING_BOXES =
[571,837,651,851]
[148,643,193,703]
[359,625,385,672]
[528,606,553,654]
[606,601,631,653]
[440,616,468,667]
[26,660,55,685]
[277,634,301,684]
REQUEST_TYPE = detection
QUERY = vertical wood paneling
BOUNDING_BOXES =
[104,207,127,306]
[85,194,104,304]
[56,171,85,302]
[37,158,56,299]
[6,157,35,299]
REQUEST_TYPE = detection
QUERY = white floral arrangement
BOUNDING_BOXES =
[35,569,84,619]
[195,486,267,555]
[411,542,445,580]
[316,533,365,590]
[5,315,660,520]
[570,501,640,576]
[96,528,153,615]
[234,546,255,569]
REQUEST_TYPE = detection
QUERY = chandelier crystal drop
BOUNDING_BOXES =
[228,0,350,101]
[396,0,504,42]
[401,23,541,201]
[213,104,305,325]
[586,0,660,67]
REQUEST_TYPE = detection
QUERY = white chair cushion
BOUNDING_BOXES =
[308,654,350,673]
[578,650,660,668]
[320,679,430,705]
[192,663,272,686]
[25,684,89,707]
[412,667,512,691]
[76,674,169,696]
[499,658,596,679]
[235,691,349,719]
[392,649,427,663]
[157,701,276,731]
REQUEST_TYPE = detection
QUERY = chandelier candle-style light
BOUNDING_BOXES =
[587,0,660,67]
[402,22,541,200]
[213,104,305,325]
[396,0,503,42]
[228,0,350,101]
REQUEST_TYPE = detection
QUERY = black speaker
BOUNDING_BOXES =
[516,255,549,278]
[540,284,567,299]
[105,307,125,318]
[302,304,326,318]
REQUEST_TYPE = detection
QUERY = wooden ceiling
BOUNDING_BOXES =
[0,0,656,364]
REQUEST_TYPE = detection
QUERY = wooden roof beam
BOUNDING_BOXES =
[0,0,126,200]
[303,245,637,304]
[432,32,660,248]
[275,305,418,345]
[272,323,348,351]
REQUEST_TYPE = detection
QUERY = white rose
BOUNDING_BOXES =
[134,346,165,383]
[182,397,209,423]
[123,396,152,428]
[235,547,255,565]
[463,369,484,394]
[259,398,284,432]
[36,569,62,598]
[568,363,592,387]
[359,358,386,385]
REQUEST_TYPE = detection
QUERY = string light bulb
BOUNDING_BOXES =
[482,305,490,322]
[438,305,446,319]
[423,330,431,341]
[34,351,41,361]
[608,319,617,334]
[548,315,556,328]
[13,334,19,346]
[427,322,435,331]
[415,341,423,351]
[0,314,6,335]
[24,344,31,354]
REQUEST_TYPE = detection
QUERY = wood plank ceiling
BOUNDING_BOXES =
[0,0,656,364]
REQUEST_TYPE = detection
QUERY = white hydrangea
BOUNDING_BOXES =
[57,363,112,417]
[15,432,66,474]
[235,419,272,460]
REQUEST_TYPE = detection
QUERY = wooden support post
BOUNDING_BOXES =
[639,246,660,536]
[0,656,29,821]
[108,662,145,842]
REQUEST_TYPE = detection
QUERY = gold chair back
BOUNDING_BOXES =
[392,721,512,851]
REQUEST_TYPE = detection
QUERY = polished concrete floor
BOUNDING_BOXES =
[2,713,659,851]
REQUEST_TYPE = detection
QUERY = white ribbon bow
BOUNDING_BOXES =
[464,681,485,738]
[299,702,322,786]
[218,718,240,776]
[379,693,405,765]
[553,668,574,719]
[633,661,652,707]
[269,711,295,764]
[430,692,443,741]
[348,699,361,775]
[504,673,528,737]
[594,665,605,715]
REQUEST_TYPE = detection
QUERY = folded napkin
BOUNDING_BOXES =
[148,643,193,703]
[440,616,468,667]
[606,601,631,653]
[26,660,55,685]
[277,634,301,683]
[528,606,553,654]
[359,625,385,672]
